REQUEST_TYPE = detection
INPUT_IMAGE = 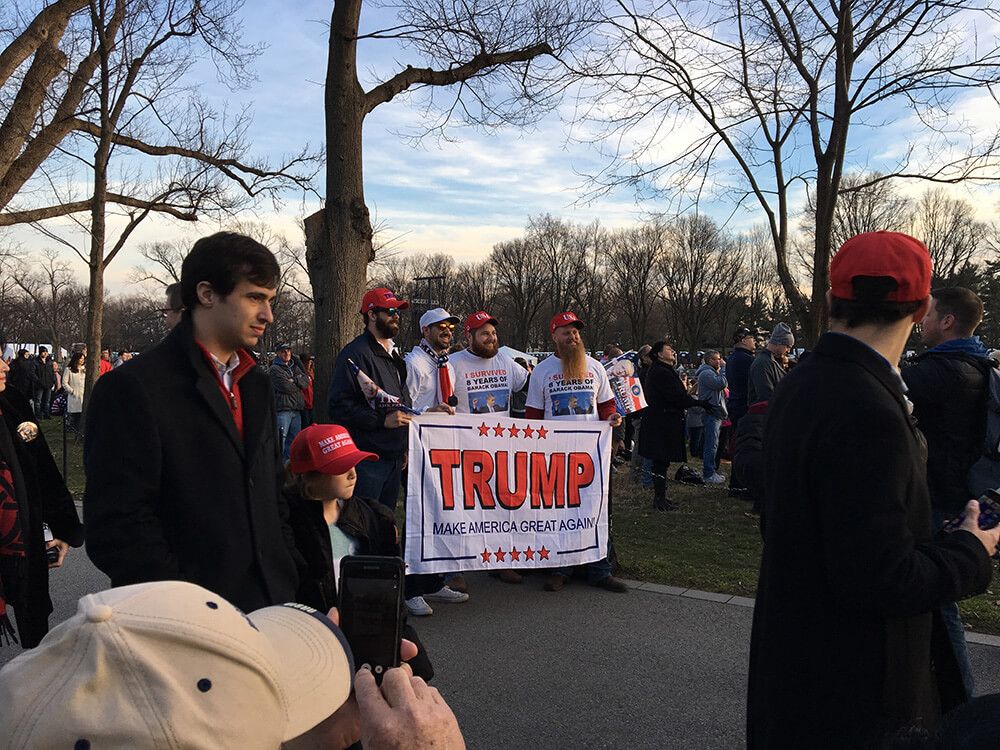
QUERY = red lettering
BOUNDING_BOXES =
[496,451,528,510]
[567,452,595,508]
[462,450,496,509]
[530,453,565,509]
[429,449,461,510]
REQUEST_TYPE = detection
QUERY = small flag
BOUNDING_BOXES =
[347,359,420,414]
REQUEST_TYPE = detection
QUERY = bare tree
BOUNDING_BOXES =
[305,0,592,419]
[606,222,665,346]
[11,247,78,355]
[578,0,1000,343]
[911,189,989,284]
[489,237,549,351]
[132,240,188,285]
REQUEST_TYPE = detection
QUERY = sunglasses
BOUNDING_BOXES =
[375,307,401,317]
[433,322,456,331]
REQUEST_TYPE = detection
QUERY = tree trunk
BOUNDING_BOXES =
[307,0,373,422]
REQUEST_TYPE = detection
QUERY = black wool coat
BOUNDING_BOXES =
[638,359,699,463]
[0,387,83,647]
[83,317,299,612]
[747,333,992,749]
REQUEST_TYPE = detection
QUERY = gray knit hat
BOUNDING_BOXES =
[769,322,795,348]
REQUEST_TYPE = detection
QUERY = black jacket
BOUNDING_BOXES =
[638,359,699,463]
[0,387,83,647]
[724,346,754,422]
[270,358,309,412]
[7,357,33,395]
[32,356,56,390]
[902,351,994,516]
[328,330,411,456]
[747,348,785,404]
[83,316,299,612]
[286,488,433,680]
[748,333,992,748]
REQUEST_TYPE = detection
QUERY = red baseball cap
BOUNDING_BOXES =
[359,288,409,314]
[830,232,932,302]
[289,424,377,475]
[464,310,498,334]
[550,311,585,334]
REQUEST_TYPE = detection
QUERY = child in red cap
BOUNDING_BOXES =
[284,424,433,680]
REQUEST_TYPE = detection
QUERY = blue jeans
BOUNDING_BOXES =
[702,414,722,477]
[932,509,976,697]
[276,410,302,461]
[355,454,406,511]
[33,387,51,418]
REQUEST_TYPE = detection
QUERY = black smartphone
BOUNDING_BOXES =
[337,555,404,684]
[943,489,1000,532]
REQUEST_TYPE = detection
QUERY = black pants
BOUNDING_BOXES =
[651,460,670,506]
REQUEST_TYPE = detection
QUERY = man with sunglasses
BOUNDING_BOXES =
[404,308,459,415]
[329,288,414,512]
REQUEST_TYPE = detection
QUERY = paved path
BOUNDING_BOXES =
[6,553,1000,749]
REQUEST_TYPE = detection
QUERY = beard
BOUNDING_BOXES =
[470,338,499,358]
[375,316,399,339]
[556,339,588,381]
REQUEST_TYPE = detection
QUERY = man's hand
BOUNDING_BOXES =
[959,499,1000,556]
[47,538,69,568]
[355,668,465,750]
[427,403,456,415]
[384,410,412,429]
[607,413,622,428]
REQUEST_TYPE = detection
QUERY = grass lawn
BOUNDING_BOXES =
[39,418,1000,635]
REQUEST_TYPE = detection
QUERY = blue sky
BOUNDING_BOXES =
[8,0,1000,290]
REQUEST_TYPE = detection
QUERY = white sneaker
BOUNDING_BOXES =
[704,472,726,485]
[405,596,433,616]
[423,586,470,603]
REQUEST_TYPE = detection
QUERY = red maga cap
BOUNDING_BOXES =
[830,232,932,303]
[359,288,409,314]
[550,311,585,334]
[289,424,378,475]
[464,310,498,334]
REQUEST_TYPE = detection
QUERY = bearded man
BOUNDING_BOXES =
[525,312,628,594]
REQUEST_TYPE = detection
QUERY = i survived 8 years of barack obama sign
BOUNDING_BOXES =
[404,413,611,574]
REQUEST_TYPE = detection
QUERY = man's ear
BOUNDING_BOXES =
[195,281,215,307]
[913,296,931,322]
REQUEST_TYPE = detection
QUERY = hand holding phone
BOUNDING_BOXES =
[338,555,404,685]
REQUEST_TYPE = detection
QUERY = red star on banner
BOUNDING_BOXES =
[522,425,534,438]
[481,548,492,564]
[494,548,506,562]
[524,547,535,560]
[478,423,490,436]
[510,547,521,561]
[538,546,550,560]
[508,424,520,438]
[536,426,548,439]
[493,423,505,437]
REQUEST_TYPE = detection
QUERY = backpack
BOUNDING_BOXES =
[967,363,1000,497]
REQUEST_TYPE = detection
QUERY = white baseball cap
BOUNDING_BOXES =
[0,581,354,749]
[418,307,459,329]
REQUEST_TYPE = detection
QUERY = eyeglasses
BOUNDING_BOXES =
[376,307,401,317]
[158,308,183,318]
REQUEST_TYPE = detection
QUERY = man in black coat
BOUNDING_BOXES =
[84,233,299,613]
[328,287,413,511]
[902,286,996,697]
[30,347,56,420]
[0,358,83,648]
[725,328,756,427]
[638,341,707,510]
[748,232,999,749]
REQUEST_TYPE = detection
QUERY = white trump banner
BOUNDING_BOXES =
[404,413,611,574]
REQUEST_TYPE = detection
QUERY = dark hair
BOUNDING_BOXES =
[930,286,983,337]
[649,340,672,358]
[829,276,923,328]
[180,232,279,309]
[165,282,183,311]
[69,352,85,373]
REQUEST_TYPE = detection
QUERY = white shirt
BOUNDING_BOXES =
[208,351,241,391]
[404,343,457,413]
[449,348,529,416]
[525,354,614,421]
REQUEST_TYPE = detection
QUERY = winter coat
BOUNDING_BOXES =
[696,363,727,418]
[747,332,992,748]
[902,350,994,516]
[270,358,309,412]
[638,359,699,462]
[285,487,433,681]
[7,357,33,395]
[328,330,412,457]
[748,348,785,404]
[62,368,85,414]
[724,346,754,423]
[0,387,84,647]
[83,316,300,612]
[32,356,56,390]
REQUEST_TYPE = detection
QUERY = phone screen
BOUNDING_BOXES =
[338,556,403,682]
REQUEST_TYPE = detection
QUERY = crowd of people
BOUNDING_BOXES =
[0,228,998,748]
